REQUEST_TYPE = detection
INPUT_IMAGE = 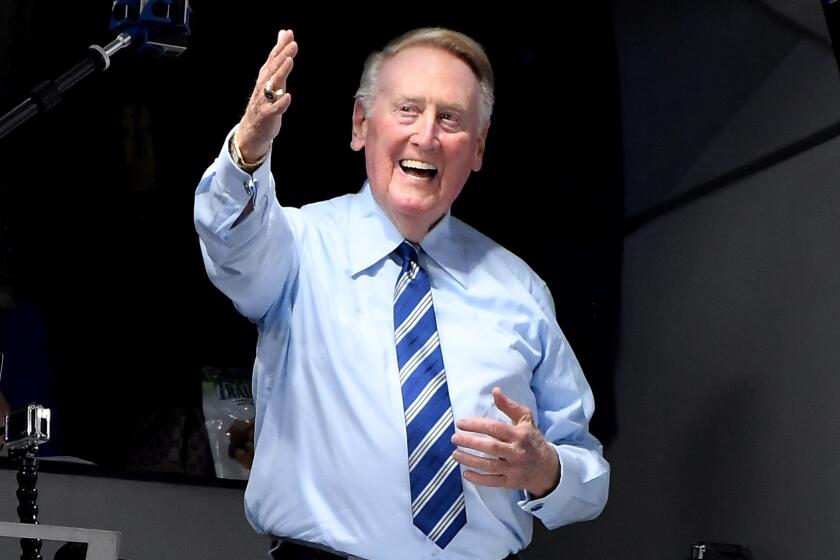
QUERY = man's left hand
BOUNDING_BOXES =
[451,387,560,498]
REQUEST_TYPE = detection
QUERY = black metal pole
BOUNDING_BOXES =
[11,445,42,560]
[0,33,132,140]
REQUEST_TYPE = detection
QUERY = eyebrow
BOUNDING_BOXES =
[394,97,468,115]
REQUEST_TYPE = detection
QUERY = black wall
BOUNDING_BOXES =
[0,2,622,470]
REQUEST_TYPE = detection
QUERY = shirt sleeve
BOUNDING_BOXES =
[517,281,610,528]
[193,126,299,321]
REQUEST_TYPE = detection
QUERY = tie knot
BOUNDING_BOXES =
[396,240,420,267]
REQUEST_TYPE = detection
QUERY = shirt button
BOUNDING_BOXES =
[531,504,543,512]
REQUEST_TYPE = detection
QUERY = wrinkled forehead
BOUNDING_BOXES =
[376,46,482,111]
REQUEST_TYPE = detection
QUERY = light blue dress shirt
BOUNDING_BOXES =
[194,130,610,560]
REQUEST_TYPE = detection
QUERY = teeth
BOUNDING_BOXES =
[400,159,437,171]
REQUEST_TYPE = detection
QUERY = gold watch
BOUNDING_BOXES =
[229,132,268,173]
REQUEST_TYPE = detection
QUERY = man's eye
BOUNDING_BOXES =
[440,113,462,125]
[399,105,416,113]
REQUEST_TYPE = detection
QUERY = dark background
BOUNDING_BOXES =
[0,2,622,474]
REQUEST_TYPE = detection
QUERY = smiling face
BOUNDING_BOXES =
[351,46,489,242]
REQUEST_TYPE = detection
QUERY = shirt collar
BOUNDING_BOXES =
[347,182,470,289]
[420,209,470,290]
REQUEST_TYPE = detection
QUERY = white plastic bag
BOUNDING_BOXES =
[201,366,255,480]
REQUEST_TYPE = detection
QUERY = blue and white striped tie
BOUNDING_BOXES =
[393,241,466,549]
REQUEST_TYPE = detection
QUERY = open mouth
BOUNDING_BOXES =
[400,159,438,179]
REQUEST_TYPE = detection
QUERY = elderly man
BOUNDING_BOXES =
[195,27,609,560]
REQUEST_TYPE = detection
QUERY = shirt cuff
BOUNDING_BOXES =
[218,127,274,208]
[517,444,573,520]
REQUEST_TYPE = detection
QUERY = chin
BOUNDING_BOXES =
[390,190,438,216]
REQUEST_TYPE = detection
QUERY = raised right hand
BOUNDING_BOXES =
[236,29,298,163]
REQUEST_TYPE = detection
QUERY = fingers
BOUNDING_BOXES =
[266,29,297,71]
[452,447,509,488]
[456,416,517,443]
[492,387,533,425]
[452,429,513,459]
[451,389,551,492]
[237,29,298,162]
[453,448,505,474]
[263,57,295,110]
[452,426,549,492]
[258,30,298,98]
[463,470,507,488]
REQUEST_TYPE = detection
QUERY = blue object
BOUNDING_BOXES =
[394,241,466,548]
[109,0,192,57]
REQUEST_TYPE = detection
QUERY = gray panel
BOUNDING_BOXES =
[535,133,840,558]
[0,470,265,560]
[675,39,840,193]
[614,0,800,216]
[761,0,831,40]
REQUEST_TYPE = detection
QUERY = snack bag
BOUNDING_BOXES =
[201,366,255,479]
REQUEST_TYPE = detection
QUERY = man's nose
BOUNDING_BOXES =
[410,113,439,150]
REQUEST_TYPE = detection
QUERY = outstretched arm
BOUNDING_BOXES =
[194,29,303,321]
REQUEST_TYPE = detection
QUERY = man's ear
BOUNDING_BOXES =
[472,121,490,172]
[351,99,367,151]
